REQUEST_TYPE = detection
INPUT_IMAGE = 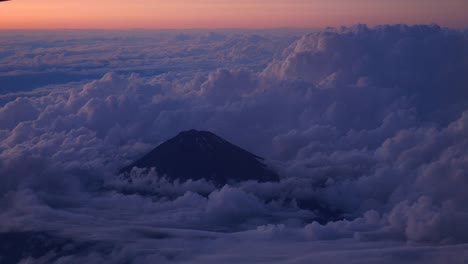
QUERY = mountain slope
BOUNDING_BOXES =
[120,130,279,185]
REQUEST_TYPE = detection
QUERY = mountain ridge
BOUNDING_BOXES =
[120,130,279,185]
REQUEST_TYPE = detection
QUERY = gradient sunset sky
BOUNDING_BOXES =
[0,0,467,29]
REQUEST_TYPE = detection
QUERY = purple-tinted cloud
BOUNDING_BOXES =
[0,24,467,263]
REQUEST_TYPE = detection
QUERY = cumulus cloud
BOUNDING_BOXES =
[0,30,296,94]
[1,24,468,263]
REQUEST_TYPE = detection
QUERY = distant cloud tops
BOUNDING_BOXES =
[0,25,468,263]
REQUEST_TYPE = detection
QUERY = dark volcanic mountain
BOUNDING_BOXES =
[120,130,279,185]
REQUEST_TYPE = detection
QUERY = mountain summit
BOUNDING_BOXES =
[120,130,279,185]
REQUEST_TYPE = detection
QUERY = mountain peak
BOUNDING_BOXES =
[120,130,279,185]
[176,129,224,143]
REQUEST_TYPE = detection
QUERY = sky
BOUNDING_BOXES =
[0,0,467,29]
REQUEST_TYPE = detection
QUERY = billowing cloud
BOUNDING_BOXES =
[1,25,468,263]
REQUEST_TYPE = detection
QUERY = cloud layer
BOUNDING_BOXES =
[1,25,468,263]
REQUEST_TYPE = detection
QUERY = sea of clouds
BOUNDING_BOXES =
[0,24,468,263]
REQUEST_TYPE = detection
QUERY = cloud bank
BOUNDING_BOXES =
[1,24,468,263]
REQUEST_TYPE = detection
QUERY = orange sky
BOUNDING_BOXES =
[0,0,467,29]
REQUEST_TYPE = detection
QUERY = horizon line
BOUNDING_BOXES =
[0,23,464,31]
